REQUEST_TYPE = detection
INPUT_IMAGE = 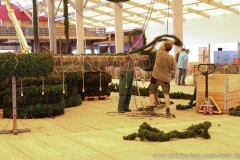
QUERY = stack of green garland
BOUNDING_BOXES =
[77,72,112,99]
[0,78,7,109]
[0,53,53,78]
[3,72,82,118]
[229,107,240,117]
[0,53,84,118]
[123,121,211,142]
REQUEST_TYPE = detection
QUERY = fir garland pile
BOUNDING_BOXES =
[229,107,240,117]
[0,78,6,109]
[109,84,193,100]
[2,72,82,118]
[77,72,112,99]
[123,121,211,142]
[176,87,196,110]
[0,53,53,78]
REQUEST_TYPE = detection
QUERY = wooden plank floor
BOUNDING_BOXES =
[0,81,240,160]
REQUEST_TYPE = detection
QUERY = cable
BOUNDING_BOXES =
[129,0,155,52]
[166,0,170,35]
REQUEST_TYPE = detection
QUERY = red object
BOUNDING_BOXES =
[203,106,207,115]
[208,106,213,115]
[232,58,240,64]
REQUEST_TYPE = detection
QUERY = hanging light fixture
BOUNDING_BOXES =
[218,0,223,4]
[183,5,188,11]
[156,10,161,16]
[132,14,138,20]
[98,21,103,26]
[1,0,5,5]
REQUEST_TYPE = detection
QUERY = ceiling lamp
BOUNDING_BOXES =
[183,5,188,11]
[156,10,161,16]
[133,15,138,21]
[98,21,103,26]
[218,0,223,4]
[1,0,5,5]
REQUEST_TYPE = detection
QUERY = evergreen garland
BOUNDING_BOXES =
[0,53,53,78]
[63,0,69,54]
[176,87,196,110]
[130,34,183,54]
[128,29,146,51]
[229,107,240,117]
[32,0,39,52]
[123,121,211,142]
[109,84,193,100]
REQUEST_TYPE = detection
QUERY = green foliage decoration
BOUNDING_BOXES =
[78,72,112,98]
[109,84,193,100]
[32,0,39,52]
[176,87,196,110]
[2,72,82,118]
[123,121,212,142]
[0,53,53,78]
[128,29,146,51]
[229,107,240,117]
[130,34,183,55]
[63,0,69,54]
[0,78,7,109]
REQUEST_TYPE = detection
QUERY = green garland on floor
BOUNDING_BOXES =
[229,107,240,117]
[109,84,193,100]
[176,87,196,110]
[123,121,211,142]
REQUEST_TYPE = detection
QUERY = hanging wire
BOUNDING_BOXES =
[82,58,85,92]
[129,0,155,52]
[62,72,65,94]
[99,71,102,91]
[20,78,23,96]
[42,77,45,95]
[166,0,170,35]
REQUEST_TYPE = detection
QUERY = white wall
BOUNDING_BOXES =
[146,13,240,62]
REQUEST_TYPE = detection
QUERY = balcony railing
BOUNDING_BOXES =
[0,26,106,39]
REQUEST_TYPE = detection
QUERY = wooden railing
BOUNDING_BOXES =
[0,26,106,39]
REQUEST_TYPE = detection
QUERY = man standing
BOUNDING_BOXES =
[148,41,176,116]
[177,49,190,85]
[117,57,134,113]
[175,48,185,84]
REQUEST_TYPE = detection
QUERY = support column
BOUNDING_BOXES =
[75,0,84,54]
[48,0,57,54]
[114,3,124,53]
[91,41,95,54]
[172,0,183,54]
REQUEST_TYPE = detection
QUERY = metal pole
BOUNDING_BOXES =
[12,75,17,135]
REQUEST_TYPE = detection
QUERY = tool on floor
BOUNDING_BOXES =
[198,64,222,115]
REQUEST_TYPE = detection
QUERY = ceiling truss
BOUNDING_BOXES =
[15,0,240,30]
